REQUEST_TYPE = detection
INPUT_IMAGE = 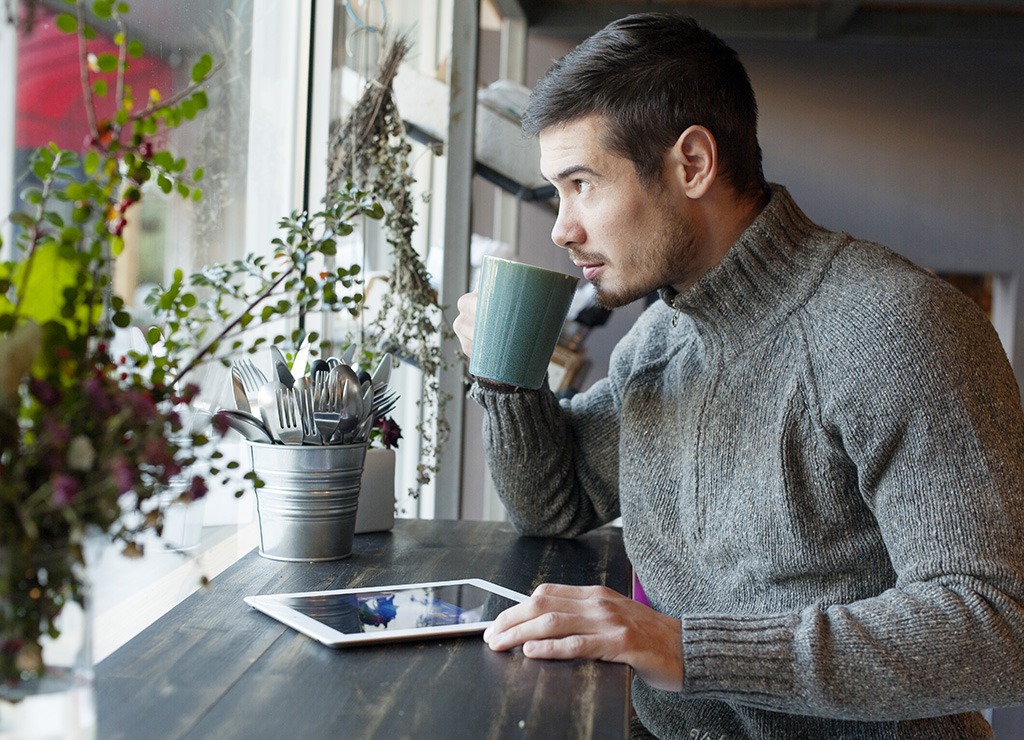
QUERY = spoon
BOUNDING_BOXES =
[214,408,273,443]
[330,364,363,443]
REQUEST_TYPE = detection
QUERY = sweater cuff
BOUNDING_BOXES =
[682,614,798,703]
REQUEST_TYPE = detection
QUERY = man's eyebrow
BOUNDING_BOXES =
[542,165,601,184]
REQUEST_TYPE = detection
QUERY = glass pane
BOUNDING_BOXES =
[10,0,255,300]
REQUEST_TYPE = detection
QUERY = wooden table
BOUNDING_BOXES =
[96,519,632,739]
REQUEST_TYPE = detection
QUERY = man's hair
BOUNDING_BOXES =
[522,13,767,200]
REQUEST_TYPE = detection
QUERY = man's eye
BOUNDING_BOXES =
[575,179,590,192]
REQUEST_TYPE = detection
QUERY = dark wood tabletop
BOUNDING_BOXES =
[96,518,633,739]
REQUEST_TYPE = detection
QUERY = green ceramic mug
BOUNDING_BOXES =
[470,256,579,390]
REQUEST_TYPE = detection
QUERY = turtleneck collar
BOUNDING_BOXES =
[658,184,843,356]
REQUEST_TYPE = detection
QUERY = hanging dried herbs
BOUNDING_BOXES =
[325,34,453,500]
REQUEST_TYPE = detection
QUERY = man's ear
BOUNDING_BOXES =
[667,125,717,198]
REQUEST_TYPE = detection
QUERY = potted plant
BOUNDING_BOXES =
[0,1,392,733]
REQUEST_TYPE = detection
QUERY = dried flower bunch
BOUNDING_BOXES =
[326,34,453,497]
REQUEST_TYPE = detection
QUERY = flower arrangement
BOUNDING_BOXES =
[0,0,390,687]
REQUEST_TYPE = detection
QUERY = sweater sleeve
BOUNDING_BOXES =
[466,305,675,538]
[469,373,623,537]
[682,267,1024,720]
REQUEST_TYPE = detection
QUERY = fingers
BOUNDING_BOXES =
[453,291,478,358]
[482,584,620,653]
[482,583,685,692]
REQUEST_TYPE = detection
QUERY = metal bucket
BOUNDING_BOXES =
[245,441,368,562]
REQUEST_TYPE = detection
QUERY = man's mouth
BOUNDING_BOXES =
[571,254,605,282]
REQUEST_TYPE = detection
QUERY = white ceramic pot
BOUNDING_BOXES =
[355,448,396,534]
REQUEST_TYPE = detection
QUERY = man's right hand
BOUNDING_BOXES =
[453,291,478,359]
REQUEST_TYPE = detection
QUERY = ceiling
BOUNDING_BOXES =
[490,0,1024,44]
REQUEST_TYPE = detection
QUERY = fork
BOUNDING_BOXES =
[273,386,304,445]
[234,358,268,413]
[311,370,341,444]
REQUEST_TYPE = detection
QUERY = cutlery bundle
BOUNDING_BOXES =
[215,344,396,446]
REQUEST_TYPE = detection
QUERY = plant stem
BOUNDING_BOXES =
[75,0,99,139]
[11,156,59,318]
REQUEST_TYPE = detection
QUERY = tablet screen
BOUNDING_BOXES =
[245,579,529,646]
[277,582,515,634]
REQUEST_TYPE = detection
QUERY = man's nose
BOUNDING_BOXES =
[551,206,581,250]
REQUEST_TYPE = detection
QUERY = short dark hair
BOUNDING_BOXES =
[522,13,767,200]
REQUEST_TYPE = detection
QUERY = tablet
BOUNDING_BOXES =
[243,578,528,647]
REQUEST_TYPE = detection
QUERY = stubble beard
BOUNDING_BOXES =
[587,208,698,310]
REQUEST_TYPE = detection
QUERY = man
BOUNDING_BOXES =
[454,13,1024,739]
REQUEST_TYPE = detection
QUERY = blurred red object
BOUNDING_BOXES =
[15,7,172,150]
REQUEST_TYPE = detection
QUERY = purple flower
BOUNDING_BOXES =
[211,412,231,437]
[375,417,402,450]
[43,418,72,448]
[110,456,135,493]
[186,476,208,501]
[28,377,60,407]
[84,374,115,416]
[51,473,80,508]
[126,389,157,421]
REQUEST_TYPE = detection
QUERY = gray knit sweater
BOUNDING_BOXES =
[470,186,1024,739]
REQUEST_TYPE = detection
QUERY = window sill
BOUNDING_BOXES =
[92,522,258,663]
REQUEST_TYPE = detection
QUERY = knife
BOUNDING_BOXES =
[230,366,251,413]
[370,352,392,392]
[270,345,296,388]
[291,336,311,378]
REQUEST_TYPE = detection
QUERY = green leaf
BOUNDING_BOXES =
[92,78,108,97]
[192,167,205,182]
[32,159,51,180]
[191,53,214,83]
[96,53,119,73]
[127,40,144,58]
[151,151,174,170]
[146,326,163,345]
[112,310,131,328]
[20,187,43,205]
[60,226,82,244]
[83,150,101,174]
[92,0,113,19]
[54,13,77,33]
[191,90,208,110]
[157,174,172,194]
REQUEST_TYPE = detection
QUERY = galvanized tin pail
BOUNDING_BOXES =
[245,441,368,562]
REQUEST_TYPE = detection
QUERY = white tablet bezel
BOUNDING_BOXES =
[244,578,528,647]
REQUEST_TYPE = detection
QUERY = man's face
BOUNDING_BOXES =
[539,115,703,309]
